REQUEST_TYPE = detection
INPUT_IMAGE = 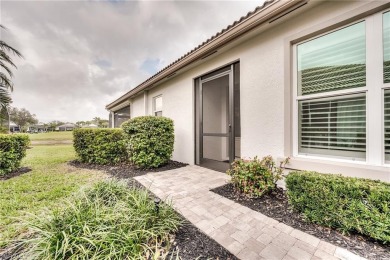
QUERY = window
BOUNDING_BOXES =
[384,12,390,83]
[296,22,366,160]
[385,90,390,162]
[153,95,162,116]
[385,12,390,163]
[299,94,366,159]
[294,10,390,165]
[298,22,366,96]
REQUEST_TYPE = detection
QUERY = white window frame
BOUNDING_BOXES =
[292,10,390,166]
[383,10,390,164]
[153,95,163,116]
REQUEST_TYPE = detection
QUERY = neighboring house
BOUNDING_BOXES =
[27,124,47,133]
[9,122,20,133]
[106,0,390,182]
[56,123,77,131]
[81,123,98,128]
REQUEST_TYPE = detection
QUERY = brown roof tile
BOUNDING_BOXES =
[107,0,275,109]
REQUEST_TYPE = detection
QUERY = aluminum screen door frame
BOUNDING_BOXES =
[198,64,235,170]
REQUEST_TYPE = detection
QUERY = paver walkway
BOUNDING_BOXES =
[135,165,365,260]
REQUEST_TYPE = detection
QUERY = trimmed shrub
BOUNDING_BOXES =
[122,116,174,168]
[286,171,390,243]
[19,180,181,259]
[0,134,30,176]
[73,128,127,164]
[227,156,289,198]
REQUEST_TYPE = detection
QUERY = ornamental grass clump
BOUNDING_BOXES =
[286,171,390,243]
[18,180,181,259]
[122,116,174,168]
[227,156,289,198]
[0,134,30,176]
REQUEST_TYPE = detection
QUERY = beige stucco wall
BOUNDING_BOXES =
[119,0,389,181]
[130,94,144,118]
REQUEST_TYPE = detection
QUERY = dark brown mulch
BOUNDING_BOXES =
[0,167,31,181]
[211,183,390,260]
[68,160,188,179]
[169,219,237,260]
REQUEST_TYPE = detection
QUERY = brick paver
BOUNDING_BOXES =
[135,165,366,260]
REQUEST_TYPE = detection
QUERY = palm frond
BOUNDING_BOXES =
[0,72,13,91]
[0,50,17,69]
[0,85,12,110]
[0,41,23,59]
[0,25,23,58]
[0,60,14,78]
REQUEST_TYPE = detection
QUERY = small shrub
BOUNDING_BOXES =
[0,134,30,176]
[122,116,174,168]
[0,126,8,134]
[286,171,390,243]
[73,128,127,164]
[19,180,181,259]
[227,156,289,198]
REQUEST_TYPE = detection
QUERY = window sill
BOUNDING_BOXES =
[279,156,390,182]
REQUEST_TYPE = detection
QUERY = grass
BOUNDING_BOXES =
[27,131,73,142]
[0,143,107,248]
[19,181,181,259]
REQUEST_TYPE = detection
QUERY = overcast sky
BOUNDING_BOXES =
[1,0,261,123]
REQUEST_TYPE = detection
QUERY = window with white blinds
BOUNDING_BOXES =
[384,12,390,83]
[296,21,367,160]
[299,95,366,159]
[297,22,366,95]
[385,90,390,162]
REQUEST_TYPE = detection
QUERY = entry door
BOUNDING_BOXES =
[199,68,234,172]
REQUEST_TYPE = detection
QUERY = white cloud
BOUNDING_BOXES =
[1,0,261,123]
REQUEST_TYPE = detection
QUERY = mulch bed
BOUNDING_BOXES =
[168,219,237,260]
[68,160,188,179]
[69,160,236,259]
[211,183,390,260]
[0,167,31,181]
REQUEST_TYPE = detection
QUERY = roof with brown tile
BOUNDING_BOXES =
[106,0,281,109]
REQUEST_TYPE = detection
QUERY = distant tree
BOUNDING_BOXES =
[9,107,38,131]
[0,107,8,133]
[0,25,23,110]
[0,107,7,126]
[76,121,86,127]
[91,117,108,128]
[47,120,64,131]
[93,117,101,124]
[99,120,109,128]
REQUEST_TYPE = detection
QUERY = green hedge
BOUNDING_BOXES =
[122,116,174,168]
[0,134,30,176]
[73,129,127,165]
[286,171,390,243]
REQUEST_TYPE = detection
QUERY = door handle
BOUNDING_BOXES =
[229,124,232,132]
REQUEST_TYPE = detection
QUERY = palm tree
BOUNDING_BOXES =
[0,25,23,110]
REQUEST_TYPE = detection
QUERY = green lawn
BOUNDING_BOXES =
[0,144,107,248]
[27,131,73,141]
